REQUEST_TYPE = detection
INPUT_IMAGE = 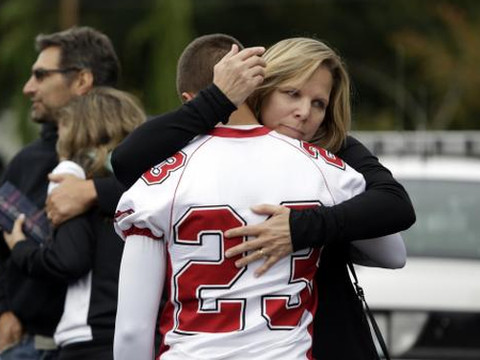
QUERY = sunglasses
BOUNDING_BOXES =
[32,67,80,81]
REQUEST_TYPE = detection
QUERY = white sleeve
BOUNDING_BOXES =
[114,235,166,360]
[322,162,406,269]
[350,233,406,269]
[114,179,169,242]
[47,160,86,194]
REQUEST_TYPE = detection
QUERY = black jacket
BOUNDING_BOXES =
[111,85,416,359]
[0,123,65,336]
[11,208,123,351]
[0,123,124,337]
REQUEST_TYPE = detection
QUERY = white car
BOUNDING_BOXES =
[356,156,480,359]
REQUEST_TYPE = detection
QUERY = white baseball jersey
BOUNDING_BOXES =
[114,125,366,360]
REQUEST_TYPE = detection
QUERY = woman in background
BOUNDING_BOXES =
[4,87,145,360]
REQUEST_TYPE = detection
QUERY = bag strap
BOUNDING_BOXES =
[347,261,391,360]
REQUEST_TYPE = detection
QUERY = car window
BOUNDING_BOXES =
[401,179,480,259]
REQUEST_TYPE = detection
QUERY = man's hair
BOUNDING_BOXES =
[56,87,145,178]
[35,26,120,87]
[176,34,244,98]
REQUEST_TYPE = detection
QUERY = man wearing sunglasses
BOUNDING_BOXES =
[0,26,122,360]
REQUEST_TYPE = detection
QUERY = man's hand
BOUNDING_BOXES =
[0,312,23,352]
[213,45,266,106]
[46,174,96,226]
[224,204,292,277]
[3,215,26,250]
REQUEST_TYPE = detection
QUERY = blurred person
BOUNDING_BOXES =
[4,87,145,360]
[111,35,415,359]
[113,34,406,359]
[0,26,123,360]
[0,156,4,179]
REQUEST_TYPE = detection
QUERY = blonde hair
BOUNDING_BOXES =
[56,87,146,178]
[248,37,351,153]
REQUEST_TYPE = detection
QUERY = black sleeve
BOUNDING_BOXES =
[0,263,9,314]
[111,84,236,188]
[290,136,416,251]
[10,215,94,283]
[0,158,20,314]
[0,236,9,314]
[93,176,125,216]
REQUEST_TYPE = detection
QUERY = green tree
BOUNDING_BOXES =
[2,0,480,139]
[392,2,480,130]
[125,0,193,114]
[0,0,57,144]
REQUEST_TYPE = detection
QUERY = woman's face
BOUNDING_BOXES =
[260,65,333,141]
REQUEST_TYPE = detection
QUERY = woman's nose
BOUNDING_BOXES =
[294,99,311,120]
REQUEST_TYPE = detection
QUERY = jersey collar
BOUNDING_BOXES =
[209,125,271,138]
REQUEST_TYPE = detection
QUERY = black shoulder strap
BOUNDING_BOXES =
[348,260,391,360]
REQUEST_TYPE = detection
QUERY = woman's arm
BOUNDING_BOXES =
[112,85,236,188]
[10,216,94,283]
[93,176,126,215]
[290,136,416,250]
[224,136,415,276]
[111,45,266,188]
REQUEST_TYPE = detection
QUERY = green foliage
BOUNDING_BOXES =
[0,0,56,144]
[392,2,480,130]
[125,0,193,114]
[2,0,480,150]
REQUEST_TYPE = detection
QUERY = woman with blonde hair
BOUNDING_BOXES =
[248,37,351,153]
[5,87,145,360]
[111,35,415,359]
[56,87,145,177]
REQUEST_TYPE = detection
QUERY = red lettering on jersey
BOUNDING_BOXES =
[142,152,186,185]
[262,202,321,329]
[171,202,321,334]
[301,141,346,170]
[280,201,323,211]
[173,206,247,334]
[262,248,320,329]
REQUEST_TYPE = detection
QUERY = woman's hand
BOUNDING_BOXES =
[224,204,293,277]
[3,214,27,250]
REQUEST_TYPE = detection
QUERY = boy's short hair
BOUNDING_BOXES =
[176,34,244,98]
